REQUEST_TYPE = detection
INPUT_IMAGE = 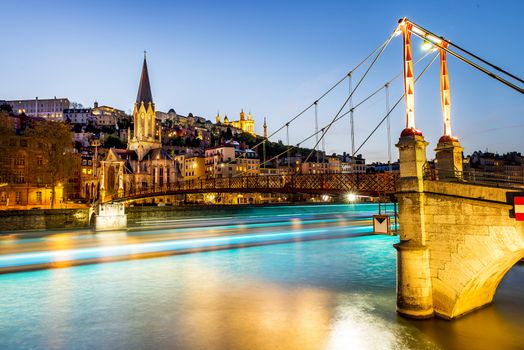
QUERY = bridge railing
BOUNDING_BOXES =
[111,173,399,201]
[424,165,524,189]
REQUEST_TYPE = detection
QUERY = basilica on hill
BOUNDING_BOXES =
[215,109,255,136]
[95,54,176,200]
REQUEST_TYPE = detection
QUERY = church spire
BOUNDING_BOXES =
[136,52,153,105]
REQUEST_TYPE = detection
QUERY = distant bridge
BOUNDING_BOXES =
[105,173,398,203]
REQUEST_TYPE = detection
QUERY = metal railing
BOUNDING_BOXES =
[423,164,524,189]
[108,172,399,202]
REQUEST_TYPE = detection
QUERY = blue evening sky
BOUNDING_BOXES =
[1,0,522,161]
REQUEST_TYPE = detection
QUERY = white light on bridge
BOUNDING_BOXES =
[345,193,357,202]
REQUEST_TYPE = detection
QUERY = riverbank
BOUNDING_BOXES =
[0,202,392,233]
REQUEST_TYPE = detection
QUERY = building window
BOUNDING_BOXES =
[37,156,43,166]
[36,191,42,204]
[15,171,25,183]
[15,192,21,204]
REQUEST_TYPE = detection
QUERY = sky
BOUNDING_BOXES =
[1,0,523,162]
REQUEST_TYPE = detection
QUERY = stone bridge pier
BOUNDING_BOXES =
[93,202,127,231]
[395,132,524,319]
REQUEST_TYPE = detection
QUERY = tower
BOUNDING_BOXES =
[128,52,161,160]
[263,117,267,139]
[239,109,245,132]
[216,111,221,124]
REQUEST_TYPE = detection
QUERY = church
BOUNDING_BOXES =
[97,54,176,200]
[215,109,255,136]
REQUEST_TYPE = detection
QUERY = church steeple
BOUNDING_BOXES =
[129,52,161,159]
[136,51,153,105]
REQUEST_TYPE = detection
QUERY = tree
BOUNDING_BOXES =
[70,102,84,109]
[103,135,126,149]
[0,103,13,113]
[169,136,185,147]
[190,137,201,147]
[236,132,256,148]
[0,111,15,184]
[224,127,233,140]
[26,120,79,208]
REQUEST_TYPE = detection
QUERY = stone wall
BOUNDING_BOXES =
[126,204,295,226]
[395,132,524,320]
[0,209,90,233]
[423,181,524,319]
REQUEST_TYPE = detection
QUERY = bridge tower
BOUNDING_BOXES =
[394,19,434,317]
[395,18,524,320]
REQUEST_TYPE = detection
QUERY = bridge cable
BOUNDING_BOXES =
[305,49,434,163]
[229,49,437,177]
[409,21,524,85]
[303,28,398,164]
[221,35,394,169]
[385,82,392,172]
[256,54,438,172]
[251,52,438,173]
[314,101,319,163]
[261,36,390,146]
[353,53,439,157]
[303,32,435,166]
[408,30,524,94]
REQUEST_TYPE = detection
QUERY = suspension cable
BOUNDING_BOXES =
[408,20,524,85]
[314,101,319,163]
[222,34,394,168]
[251,52,438,173]
[385,82,392,171]
[304,28,398,163]
[408,25,523,94]
[353,53,439,156]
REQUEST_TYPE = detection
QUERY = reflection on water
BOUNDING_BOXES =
[0,207,522,349]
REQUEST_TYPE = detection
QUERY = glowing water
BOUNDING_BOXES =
[0,204,522,349]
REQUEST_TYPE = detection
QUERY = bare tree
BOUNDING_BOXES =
[0,111,15,185]
[27,120,79,208]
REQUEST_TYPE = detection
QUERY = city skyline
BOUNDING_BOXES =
[1,0,523,161]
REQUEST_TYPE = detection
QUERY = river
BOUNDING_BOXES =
[0,204,522,349]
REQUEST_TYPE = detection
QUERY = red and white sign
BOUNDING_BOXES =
[515,196,524,221]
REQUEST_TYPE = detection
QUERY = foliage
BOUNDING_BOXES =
[26,120,79,208]
[0,111,15,183]
[0,103,13,113]
[103,135,126,149]
[168,136,185,147]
